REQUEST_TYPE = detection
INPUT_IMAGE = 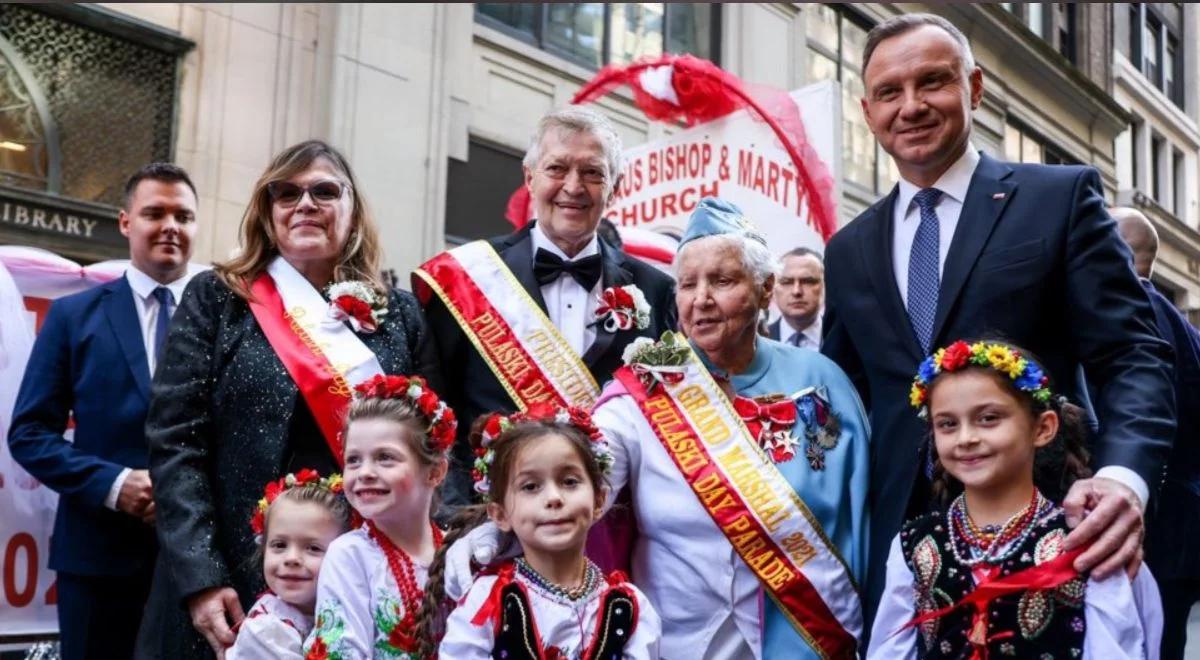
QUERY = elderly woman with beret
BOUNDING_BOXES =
[450,198,869,660]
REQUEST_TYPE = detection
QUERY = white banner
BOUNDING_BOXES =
[605,80,841,258]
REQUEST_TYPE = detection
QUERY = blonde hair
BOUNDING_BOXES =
[215,140,385,300]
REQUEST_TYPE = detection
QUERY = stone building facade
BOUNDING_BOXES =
[1,3,1195,319]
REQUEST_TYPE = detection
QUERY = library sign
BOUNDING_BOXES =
[0,185,125,258]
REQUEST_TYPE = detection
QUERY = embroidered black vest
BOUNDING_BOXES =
[491,581,638,660]
[899,509,1086,659]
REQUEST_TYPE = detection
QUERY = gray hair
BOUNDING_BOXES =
[675,234,778,288]
[863,13,976,79]
[522,106,624,196]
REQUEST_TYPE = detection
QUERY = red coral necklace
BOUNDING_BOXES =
[368,520,444,652]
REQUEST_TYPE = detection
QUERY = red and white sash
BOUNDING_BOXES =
[248,257,383,463]
[412,241,600,411]
[614,340,861,658]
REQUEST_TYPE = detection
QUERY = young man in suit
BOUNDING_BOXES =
[821,13,1174,626]
[1115,206,1200,660]
[8,163,198,659]
[417,107,676,507]
[767,247,824,349]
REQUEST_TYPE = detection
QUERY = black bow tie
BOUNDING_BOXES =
[533,248,603,290]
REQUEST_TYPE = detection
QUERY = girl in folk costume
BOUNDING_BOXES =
[229,471,352,659]
[303,374,457,659]
[429,404,661,659]
[868,340,1163,659]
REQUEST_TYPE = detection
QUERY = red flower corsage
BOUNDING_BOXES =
[326,281,387,334]
[594,284,651,333]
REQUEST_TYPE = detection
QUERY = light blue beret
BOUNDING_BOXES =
[679,197,767,248]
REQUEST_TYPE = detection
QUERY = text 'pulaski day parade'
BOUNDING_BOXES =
[2,3,1200,660]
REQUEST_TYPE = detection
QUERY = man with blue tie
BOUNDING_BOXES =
[821,13,1174,630]
[8,163,199,660]
[767,247,824,349]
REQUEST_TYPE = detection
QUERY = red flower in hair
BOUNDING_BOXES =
[940,340,972,371]
[417,390,439,415]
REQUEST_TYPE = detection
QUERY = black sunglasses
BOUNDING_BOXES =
[266,179,349,207]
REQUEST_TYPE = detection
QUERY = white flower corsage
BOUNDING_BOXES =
[623,331,690,392]
[326,281,387,333]
[594,284,651,333]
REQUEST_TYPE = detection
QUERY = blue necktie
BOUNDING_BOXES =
[907,188,944,355]
[152,286,174,364]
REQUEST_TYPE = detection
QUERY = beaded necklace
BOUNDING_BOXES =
[367,521,444,652]
[514,556,603,603]
[947,489,1049,567]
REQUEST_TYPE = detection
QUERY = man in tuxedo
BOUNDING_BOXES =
[420,107,676,506]
[1115,206,1200,660]
[8,164,198,659]
[821,13,1174,624]
[767,247,824,349]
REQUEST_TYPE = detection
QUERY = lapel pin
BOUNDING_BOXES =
[992,192,1006,200]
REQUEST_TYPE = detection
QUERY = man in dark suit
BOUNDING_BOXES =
[8,163,198,660]
[1115,206,1200,660]
[821,13,1174,624]
[419,107,676,507]
[767,246,824,349]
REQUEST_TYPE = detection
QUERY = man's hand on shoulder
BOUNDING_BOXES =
[116,469,154,521]
[1063,476,1144,579]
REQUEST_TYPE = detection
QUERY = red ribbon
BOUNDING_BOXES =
[595,288,637,332]
[899,546,1087,659]
[470,563,517,628]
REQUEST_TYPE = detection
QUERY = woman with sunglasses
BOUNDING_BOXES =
[137,140,431,659]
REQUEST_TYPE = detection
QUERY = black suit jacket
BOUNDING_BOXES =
[766,318,782,341]
[822,153,1175,621]
[1141,279,1200,580]
[138,270,427,659]
[8,276,157,577]
[419,222,677,506]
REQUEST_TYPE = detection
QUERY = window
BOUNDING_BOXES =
[1172,148,1185,217]
[0,5,184,205]
[445,140,528,243]
[476,3,719,69]
[806,5,896,194]
[1004,121,1079,166]
[1128,3,1184,108]
[1004,3,1076,65]
[1151,134,1163,202]
[1130,119,1141,189]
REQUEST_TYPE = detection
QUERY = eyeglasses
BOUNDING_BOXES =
[266,179,349,207]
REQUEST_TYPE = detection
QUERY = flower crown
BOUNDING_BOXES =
[910,340,1052,417]
[472,402,613,498]
[249,469,344,538]
[353,374,457,453]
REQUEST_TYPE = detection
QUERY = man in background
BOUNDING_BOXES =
[1114,205,1200,660]
[767,246,824,349]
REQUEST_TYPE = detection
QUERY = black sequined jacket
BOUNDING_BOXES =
[137,270,428,659]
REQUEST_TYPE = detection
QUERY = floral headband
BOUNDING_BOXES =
[353,374,457,453]
[910,340,1052,418]
[472,402,613,498]
[250,469,344,538]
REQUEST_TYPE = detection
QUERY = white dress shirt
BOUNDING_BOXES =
[779,315,822,350]
[104,266,192,511]
[530,222,601,357]
[890,145,1149,507]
